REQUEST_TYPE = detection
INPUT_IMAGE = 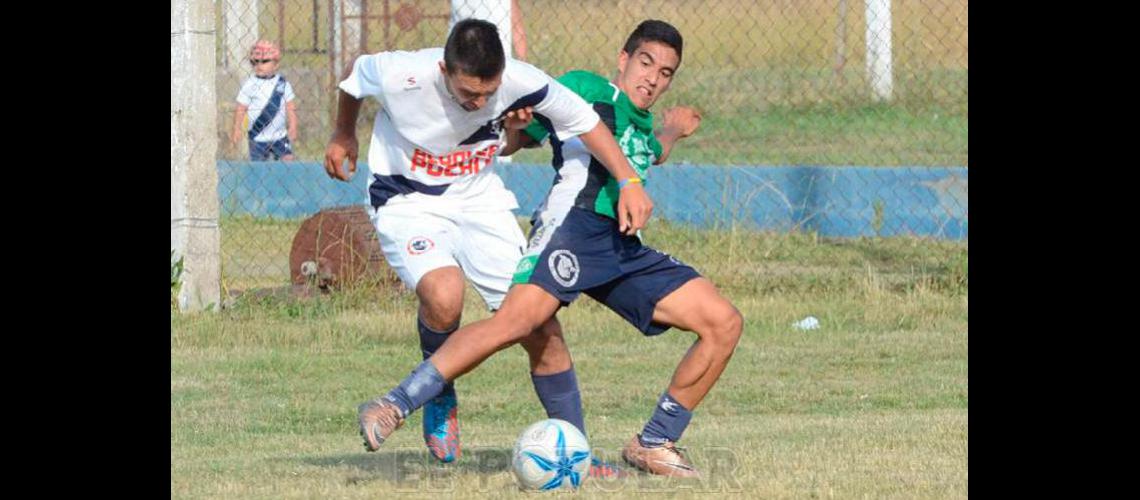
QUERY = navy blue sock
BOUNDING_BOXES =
[531,367,586,436]
[384,360,449,417]
[418,315,457,398]
[639,392,693,447]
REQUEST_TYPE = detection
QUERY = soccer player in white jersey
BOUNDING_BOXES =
[323,20,651,475]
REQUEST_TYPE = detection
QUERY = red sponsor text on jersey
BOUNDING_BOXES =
[411,144,500,178]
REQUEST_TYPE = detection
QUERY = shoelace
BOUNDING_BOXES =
[367,401,405,429]
[662,443,690,461]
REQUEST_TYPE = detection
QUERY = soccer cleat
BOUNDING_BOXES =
[357,398,405,451]
[588,455,628,479]
[621,434,700,478]
[423,392,461,462]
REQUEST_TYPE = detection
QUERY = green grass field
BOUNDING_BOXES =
[187,3,968,495]
[218,215,968,295]
[174,219,968,498]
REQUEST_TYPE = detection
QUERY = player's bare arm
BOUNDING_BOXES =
[324,90,364,181]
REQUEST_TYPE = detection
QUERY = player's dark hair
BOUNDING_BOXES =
[444,19,506,79]
[622,20,684,67]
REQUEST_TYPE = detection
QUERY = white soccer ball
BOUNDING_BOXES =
[511,418,592,490]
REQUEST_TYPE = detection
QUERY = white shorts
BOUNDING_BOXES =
[371,205,526,310]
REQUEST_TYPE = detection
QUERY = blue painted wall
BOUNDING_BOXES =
[218,161,967,239]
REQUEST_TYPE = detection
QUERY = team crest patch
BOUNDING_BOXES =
[407,236,435,255]
[547,249,580,287]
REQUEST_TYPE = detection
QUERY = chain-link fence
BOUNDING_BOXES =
[214,0,967,293]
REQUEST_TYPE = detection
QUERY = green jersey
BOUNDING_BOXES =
[524,70,662,219]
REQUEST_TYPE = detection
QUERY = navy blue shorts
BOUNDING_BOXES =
[512,207,701,335]
[249,138,294,161]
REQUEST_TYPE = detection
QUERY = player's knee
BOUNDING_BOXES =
[417,283,464,328]
[724,307,744,345]
[419,298,463,331]
[708,306,743,352]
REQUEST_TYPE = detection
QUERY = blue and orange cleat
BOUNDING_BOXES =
[588,456,628,479]
[423,392,460,463]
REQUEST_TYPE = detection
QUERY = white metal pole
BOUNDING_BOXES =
[865,0,894,101]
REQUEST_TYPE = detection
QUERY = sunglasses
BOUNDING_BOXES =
[250,59,276,65]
